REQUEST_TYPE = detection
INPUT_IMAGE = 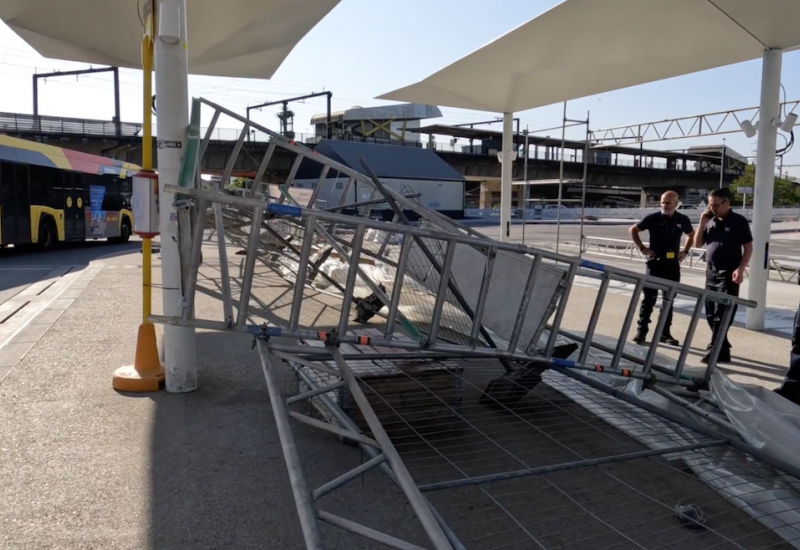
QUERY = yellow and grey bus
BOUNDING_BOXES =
[0,135,139,251]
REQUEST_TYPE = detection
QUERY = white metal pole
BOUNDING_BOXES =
[499,112,514,242]
[155,0,197,391]
[719,142,725,188]
[522,128,529,245]
[556,101,567,254]
[746,48,783,331]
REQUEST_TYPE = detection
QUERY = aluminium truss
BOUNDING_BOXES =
[150,98,800,550]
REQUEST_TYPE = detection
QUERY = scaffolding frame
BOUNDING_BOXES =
[151,97,800,550]
[519,103,590,255]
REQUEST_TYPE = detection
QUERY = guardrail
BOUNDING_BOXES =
[578,236,800,283]
[464,207,800,223]
[0,110,741,174]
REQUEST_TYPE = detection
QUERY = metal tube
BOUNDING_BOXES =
[648,386,737,433]
[317,511,429,550]
[212,200,234,325]
[286,380,346,406]
[428,239,457,345]
[611,279,645,371]
[643,287,676,374]
[556,101,567,254]
[181,198,207,320]
[419,439,728,493]
[278,154,305,204]
[499,112,514,242]
[312,454,386,501]
[545,263,579,356]
[329,349,455,550]
[385,238,413,339]
[198,109,220,161]
[507,255,541,352]
[288,216,318,331]
[470,248,496,346]
[703,298,737,383]
[337,225,366,335]
[579,113,589,256]
[674,296,705,381]
[577,277,610,364]
[291,365,467,550]
[255,341,323,549]
[558,367,800,481]
[235,207,264,328]
[287,411,380,448]
[247,140,276,199]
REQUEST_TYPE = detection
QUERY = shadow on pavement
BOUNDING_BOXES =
[140,330,428,550]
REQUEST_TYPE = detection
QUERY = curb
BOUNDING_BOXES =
[0,265,104,385]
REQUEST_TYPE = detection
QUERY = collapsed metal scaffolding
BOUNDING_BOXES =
[151,98,800,550]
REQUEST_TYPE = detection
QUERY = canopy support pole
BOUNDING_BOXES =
[155,0,197,391]
[499,112,515,242]
[746,48,783,331]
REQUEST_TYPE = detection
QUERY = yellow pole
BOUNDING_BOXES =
[112,2,164,392]
[141,29,154,324]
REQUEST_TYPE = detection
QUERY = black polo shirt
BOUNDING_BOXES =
[703,210,753,271]
[636,212,694,258]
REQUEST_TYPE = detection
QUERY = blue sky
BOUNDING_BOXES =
[2,0,800,175]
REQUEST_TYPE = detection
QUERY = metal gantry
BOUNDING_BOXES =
[149,97,800,550]
[589,99,800,147]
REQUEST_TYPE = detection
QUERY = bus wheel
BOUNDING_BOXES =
[111,217,132,244]
[38,217,57,252]
[118,217,132,243]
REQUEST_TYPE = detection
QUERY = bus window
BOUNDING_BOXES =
[29,164,64,210]
[0,162,32,245]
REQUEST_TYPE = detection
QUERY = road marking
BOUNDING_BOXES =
[0,265,101,353]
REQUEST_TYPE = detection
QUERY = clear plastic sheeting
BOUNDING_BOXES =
[544,332,800,549]
[711,370,800,473]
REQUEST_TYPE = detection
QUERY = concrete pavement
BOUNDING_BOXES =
[0,243,426,550]
[0,236,798,549]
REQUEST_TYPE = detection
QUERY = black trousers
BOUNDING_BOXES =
[704,268,739,351]
[785,299,800,387]
[637,258,680,334]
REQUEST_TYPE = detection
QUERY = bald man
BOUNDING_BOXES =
[629,191,695,346]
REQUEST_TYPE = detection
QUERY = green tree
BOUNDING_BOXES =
[729,165,800,206]
[230,177,247,189]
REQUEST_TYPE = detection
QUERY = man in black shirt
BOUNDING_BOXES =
[629,190,695,346]
[694,187,753,364]
[775,291,800,405]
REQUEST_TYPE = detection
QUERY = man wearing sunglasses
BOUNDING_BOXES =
[694,187,752,364]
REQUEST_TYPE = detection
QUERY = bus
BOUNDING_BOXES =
[0,134,140,251]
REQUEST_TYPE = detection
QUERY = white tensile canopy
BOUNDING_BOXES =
[377,0,800,330]
[0,0,340,78]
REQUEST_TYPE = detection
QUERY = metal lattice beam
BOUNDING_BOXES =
[589,99,800,147]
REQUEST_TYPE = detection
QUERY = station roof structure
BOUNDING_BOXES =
[296,139,465,182]
[0,0,340,78]
[417,124,712,160]
[377,0,800,113]
[310,103,442,126]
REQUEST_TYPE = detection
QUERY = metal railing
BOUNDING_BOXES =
[0,110,728,174]
[579,235,800,282]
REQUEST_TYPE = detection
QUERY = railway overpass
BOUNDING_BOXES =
[0,110,736,207]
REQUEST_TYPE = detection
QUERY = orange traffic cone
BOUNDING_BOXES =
[112,321,165,392]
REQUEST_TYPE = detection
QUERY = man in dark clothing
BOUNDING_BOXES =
[775,292,800,405]
[694,187,753,364]
[629,190,695,346]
